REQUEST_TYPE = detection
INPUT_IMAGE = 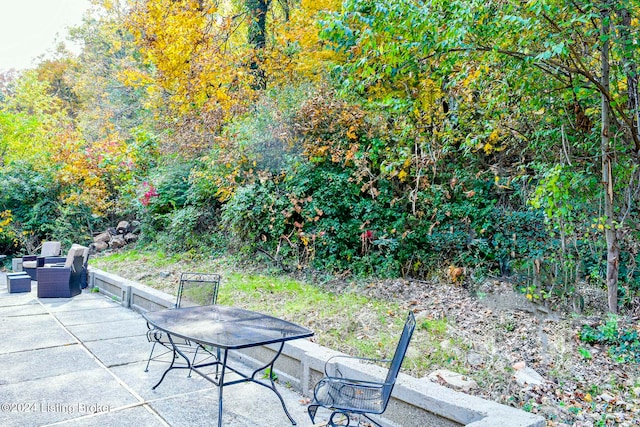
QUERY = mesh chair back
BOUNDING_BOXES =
[176,273,221,308]
[381,311,416,403]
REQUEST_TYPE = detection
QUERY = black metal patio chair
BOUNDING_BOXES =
[144,272,221,374]
[308,311,416,427]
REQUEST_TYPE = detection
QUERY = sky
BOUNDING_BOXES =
[0,0,92,72]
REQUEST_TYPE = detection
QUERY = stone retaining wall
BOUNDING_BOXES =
[87,267,545,427]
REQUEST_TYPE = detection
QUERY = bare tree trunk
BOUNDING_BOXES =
[247,0,270,90]
[601,2,619,313]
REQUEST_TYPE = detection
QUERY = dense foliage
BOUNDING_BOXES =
[580,315,640,363]
[1,0,639,312]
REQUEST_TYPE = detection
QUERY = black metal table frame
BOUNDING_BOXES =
[145,310,309,427]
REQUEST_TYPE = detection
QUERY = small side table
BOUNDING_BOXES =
[7,273,31,293]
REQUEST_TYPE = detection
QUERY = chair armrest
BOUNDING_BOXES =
[42,263,66,268]
[324,354,391,376]
[146,326,165,343]
[43,256,66,265]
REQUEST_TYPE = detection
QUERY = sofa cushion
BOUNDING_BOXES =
[41,241,61,257]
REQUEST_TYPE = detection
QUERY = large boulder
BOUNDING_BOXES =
[116,221,131,234]
[93,232,111,244]
[90,241,109,252]
[110,235,126,249]
[124,233,138,243]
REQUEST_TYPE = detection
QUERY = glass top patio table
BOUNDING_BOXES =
[143,304,313,349]
[143,305,313,426]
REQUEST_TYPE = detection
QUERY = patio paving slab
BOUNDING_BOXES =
[83,334,157,367]
[39,295,121,313]
[110,361,215,400]
[48,405,165,427]
[0,301,47,317]
[65,318,148,342]
[0,345,97,384]
[53,306,141,326]
[0,314,76,354]
[148,382,312,427]
[0,290,39,307]
[0,367,141,427]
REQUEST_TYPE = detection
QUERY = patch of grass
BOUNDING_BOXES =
[90,249,463,377]
[578,347,592,360]
[218,272,406,360]
[262,367,278,381]
[92,249,146,263]
[419,317,448,337]
[90,249,230,292]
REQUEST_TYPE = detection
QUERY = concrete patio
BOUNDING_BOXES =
[0,268,547,427]
[0,273,318,427]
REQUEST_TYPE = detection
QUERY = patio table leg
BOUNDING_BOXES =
[248,342,297,425]
[221,342,298,425]
[217,349,228,427]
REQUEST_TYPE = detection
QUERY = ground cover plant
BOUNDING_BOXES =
[90,249,640,426]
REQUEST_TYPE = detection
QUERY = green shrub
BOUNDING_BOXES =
[144,162,192,215]
[0,162,62,251]
[137,161,201,246]
[156,205,225,252]
[221,181,290,256]
[0,210,18,254]
[51,202,97,248]
[579,315,640,363]
[284,162,407,277]
[217,156,558,281]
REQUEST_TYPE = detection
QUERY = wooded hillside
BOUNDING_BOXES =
[1,0,639,314]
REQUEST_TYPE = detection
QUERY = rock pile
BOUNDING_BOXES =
[90,220,139,253]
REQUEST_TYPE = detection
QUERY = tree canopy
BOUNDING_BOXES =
[1,0,639,313]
